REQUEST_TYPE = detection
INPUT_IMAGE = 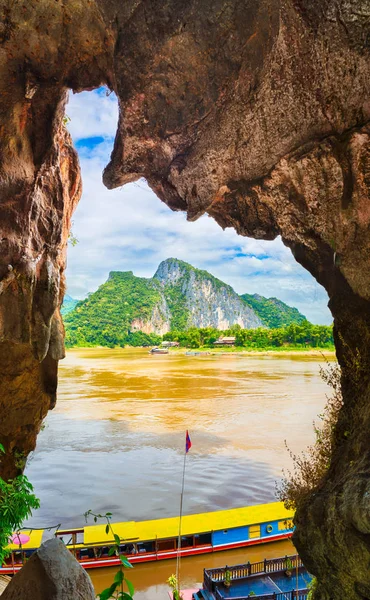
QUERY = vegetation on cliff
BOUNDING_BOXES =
[64,271,162,348]
[241,293,306,328]
[277,362,342,510]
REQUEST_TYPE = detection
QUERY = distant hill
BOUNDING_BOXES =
[64,258,307,347]
[64,271,166,347]
[241,293,306,328]
[61,294,79,316]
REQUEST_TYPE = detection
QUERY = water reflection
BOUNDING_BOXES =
[24,348,333,597]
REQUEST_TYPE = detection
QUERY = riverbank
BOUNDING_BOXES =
[66,344,335,357]
[164,346,335,357]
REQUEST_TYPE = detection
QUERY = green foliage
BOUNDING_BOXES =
[0,446,40,564]
[167,574,183,600]
[307,576,318,599]
[163,280,190,330]
[276,363,342,510]
[64,271,163,348]
[164,321,334,350]
[224,569,232,586]
[84,510,134,600]
[241,293,306,328]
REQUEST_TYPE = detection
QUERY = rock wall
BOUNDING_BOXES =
[0,1,369,597]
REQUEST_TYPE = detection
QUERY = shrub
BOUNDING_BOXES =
[0,445,40,564]
[276,363,342,510]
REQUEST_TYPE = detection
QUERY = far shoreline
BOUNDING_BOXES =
[65,345,336,358]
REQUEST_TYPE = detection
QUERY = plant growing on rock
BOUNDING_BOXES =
[0,444,40,564]
[276,362,342,510]
[84,510,134,600]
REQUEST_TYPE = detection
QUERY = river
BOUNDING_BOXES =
[25,348,333,598]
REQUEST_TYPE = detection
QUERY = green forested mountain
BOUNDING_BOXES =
[63,259,311,348]
[64,271,164,348]
[61,294,79,316]
[241,293,306,328]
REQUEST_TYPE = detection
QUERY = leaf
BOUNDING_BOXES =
[114,569,124,585]
[114,533,121,546]
[108,546,116,556]
[125,577,135,596]
[106,512,112,516]
[94,516,97,523]
[117,593,133,600]
[105,524,110,535]
[120,555,133,569]
[0,443,5,454]
[99,583,118,600]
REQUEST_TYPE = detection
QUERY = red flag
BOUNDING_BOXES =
[185,430,192,453]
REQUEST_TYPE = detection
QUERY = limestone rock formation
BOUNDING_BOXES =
[1,539,95,600]
[154,258,264,329]
[0,1,369,598]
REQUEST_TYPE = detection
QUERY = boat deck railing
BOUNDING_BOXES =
[204,555,304,591]
[213,590,308,600]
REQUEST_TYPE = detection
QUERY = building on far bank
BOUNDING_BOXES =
[213,336,236,346]
[161,341,180,347]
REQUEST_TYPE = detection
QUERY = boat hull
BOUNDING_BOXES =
[0,531,292,574]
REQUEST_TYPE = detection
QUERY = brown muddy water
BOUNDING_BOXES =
[25,348,334,598]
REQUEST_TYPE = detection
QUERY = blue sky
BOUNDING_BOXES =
[65,89,331,325]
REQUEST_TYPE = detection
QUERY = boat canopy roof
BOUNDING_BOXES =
[7,530,44,551]
[83,502,293,546]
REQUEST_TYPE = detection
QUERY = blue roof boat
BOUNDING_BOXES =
[192,554,312,600]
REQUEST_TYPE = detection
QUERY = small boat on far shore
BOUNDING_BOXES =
[149,347,169,354]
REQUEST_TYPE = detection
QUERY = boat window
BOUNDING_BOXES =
[100,546,111,557]
[14,551,23,563]
[137,542,154,553]
[177,536,193,549]
[157,539,176,552]
[194,533,212,546]
[76,532,84,544]
[79,548,90,560]
[249,525,260,539]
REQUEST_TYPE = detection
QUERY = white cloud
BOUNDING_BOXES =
[66,88,118,141]
[65,90,332,325]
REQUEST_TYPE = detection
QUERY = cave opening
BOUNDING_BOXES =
[11,88,337,598]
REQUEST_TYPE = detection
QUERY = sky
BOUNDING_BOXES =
[65,88,332,325]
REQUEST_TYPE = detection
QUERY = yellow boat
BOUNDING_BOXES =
[2,502,294,573]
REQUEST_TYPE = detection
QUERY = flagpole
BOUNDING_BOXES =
[176,434,189,598]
